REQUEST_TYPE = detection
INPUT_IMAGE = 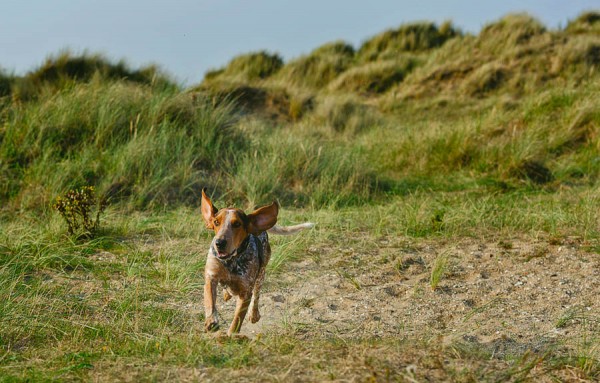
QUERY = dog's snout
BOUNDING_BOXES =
[215,238,227,250]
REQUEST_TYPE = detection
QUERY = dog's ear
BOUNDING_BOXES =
[247,201,279,235]
[201,189,218,229]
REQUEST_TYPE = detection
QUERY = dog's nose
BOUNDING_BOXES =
[215,238,227,251]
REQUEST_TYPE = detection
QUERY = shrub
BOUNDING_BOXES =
[53,186,107,237]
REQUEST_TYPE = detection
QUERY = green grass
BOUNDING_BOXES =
[1,10,600,382]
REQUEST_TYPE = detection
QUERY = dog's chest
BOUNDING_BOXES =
[220,233,266,277]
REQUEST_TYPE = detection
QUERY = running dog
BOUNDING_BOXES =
[201,190,313,335]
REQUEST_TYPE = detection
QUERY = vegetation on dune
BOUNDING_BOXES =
[273,41,356,90]
[1,10,600,382]
[357,21,460,62]
[10,51,174,101]
[565,11,600,35]
[204,50,283,83]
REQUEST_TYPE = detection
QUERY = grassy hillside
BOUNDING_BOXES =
[1,12,600,382]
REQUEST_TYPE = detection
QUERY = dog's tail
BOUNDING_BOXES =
[268,222,315,236]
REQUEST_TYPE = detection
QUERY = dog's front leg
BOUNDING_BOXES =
[204,277,220,332]
[227,294,252,336]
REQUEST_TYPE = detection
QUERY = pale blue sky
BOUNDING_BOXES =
[0,1,598,85]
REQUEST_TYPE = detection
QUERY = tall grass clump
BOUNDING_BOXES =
[274,41,355,89]
[310,95,381,134]
[357,21,460,62]
[565,11,600,35]
[227,126,376,208]
[11,51,175,101]
[328,57,420,95]
[203,51,283,83]
[476,14,547,55]
[0,79,239,210]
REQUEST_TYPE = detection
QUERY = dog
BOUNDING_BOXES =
[201,190,314,336]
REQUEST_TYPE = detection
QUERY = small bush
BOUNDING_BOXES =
[53,186,107,237]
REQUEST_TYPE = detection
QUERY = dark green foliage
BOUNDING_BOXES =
[509,160,554,184]
[0,68,12,97]
[358,21,460,61]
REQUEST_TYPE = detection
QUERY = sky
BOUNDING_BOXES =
[0,0,598,85]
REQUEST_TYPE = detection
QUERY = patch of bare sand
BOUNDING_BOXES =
[221,236,600,358]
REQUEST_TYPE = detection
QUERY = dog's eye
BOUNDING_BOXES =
[213,220,220,226]
[232,221,241,228]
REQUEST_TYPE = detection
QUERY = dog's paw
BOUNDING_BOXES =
[205,318,220,332]
[249,310,261,323]
[223,290,232,302]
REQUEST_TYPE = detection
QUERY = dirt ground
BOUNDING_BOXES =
[213,235,599,360]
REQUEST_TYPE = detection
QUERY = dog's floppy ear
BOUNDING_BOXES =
[247,201,279,235]
[201,189,218,229]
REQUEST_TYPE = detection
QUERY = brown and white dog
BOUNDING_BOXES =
[201,190,314,336]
